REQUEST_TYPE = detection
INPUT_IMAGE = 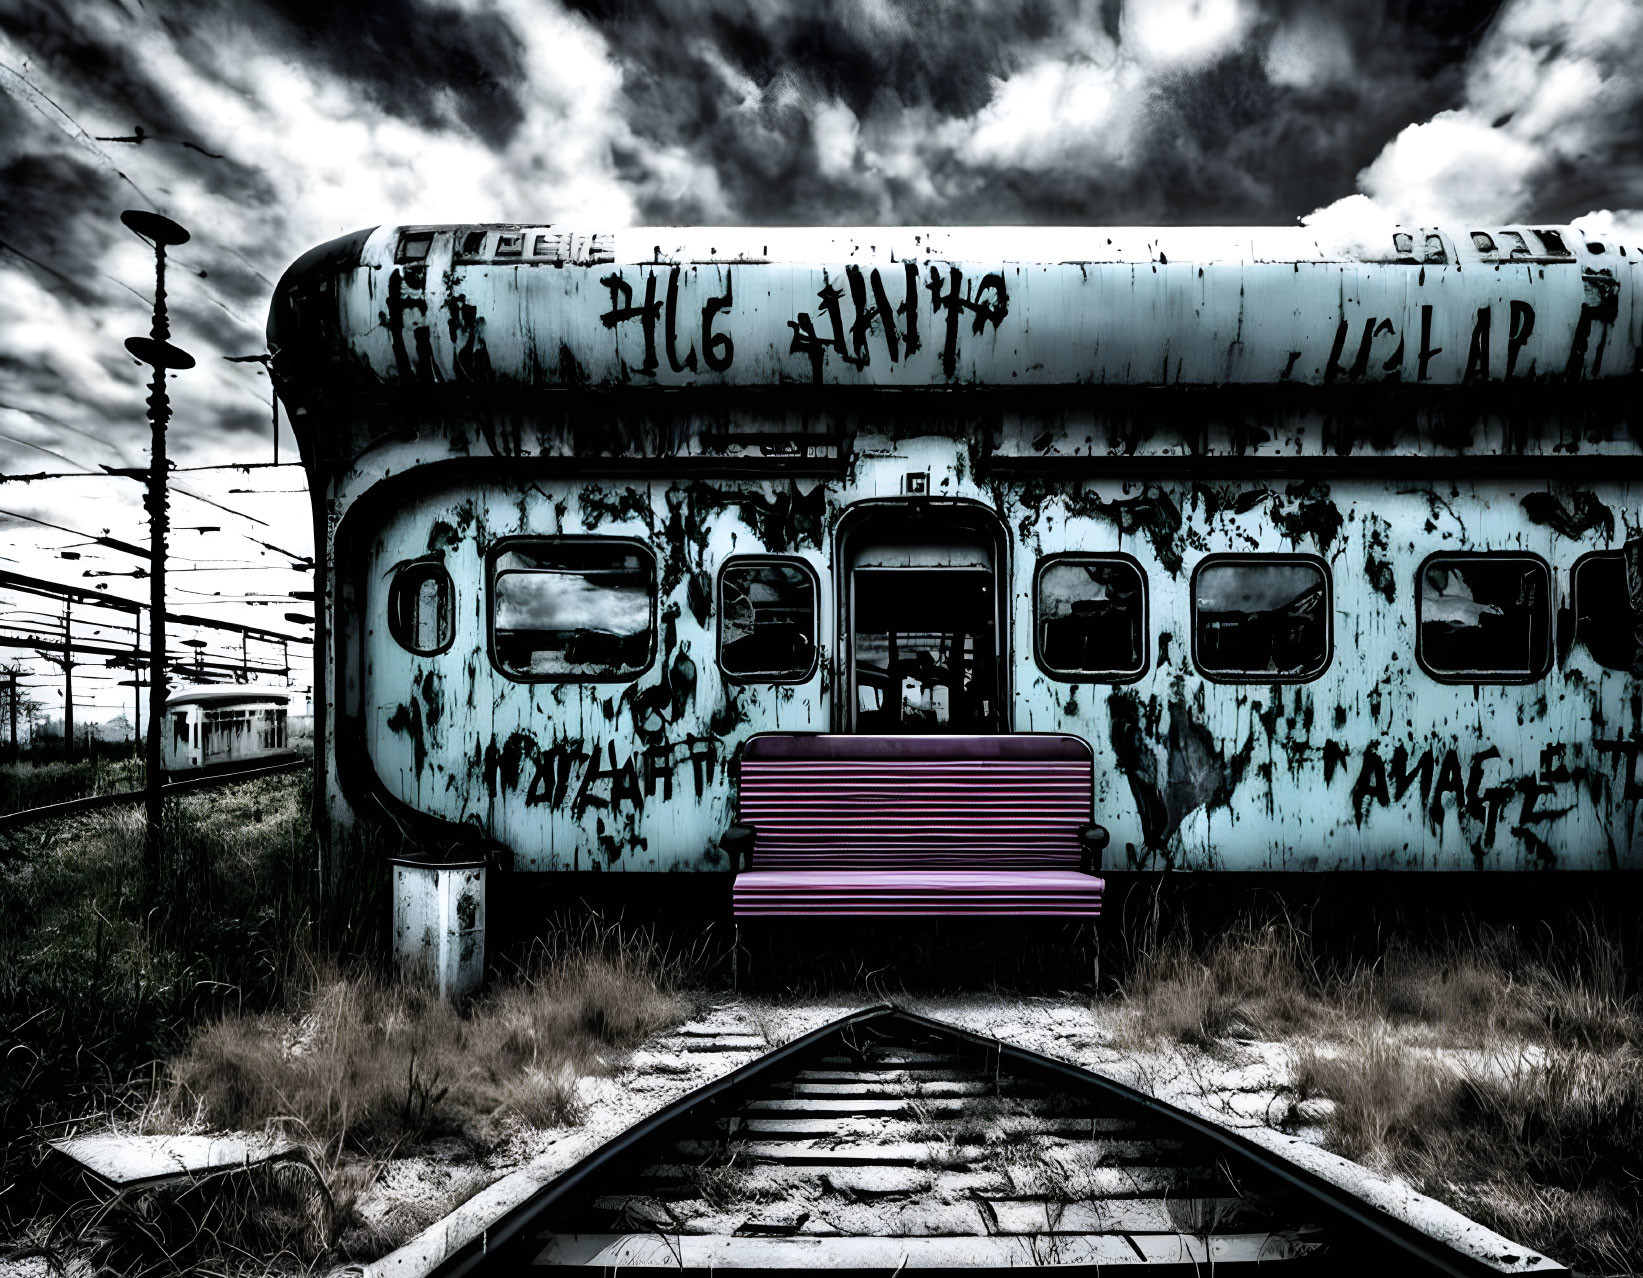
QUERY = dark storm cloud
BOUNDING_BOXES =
[171,0,533,148]
[571,0,1507,225]
[0,0,277,206]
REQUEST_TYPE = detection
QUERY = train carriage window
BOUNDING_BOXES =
[718,558,818,682]
[1417,553,1551,681]
[1192,556,1330,682]
[1035,555,1148,682]
[173,712,189,749]
[1572,550,1640,672]
[389,561,453,655]
[491,539,656,680]
[395,231,433,263]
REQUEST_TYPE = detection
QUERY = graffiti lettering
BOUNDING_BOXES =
[703,270,734,372]
[1416,304,1442,381]
[787,274,850,380]
[601,270,734,376]
[788,263,921,381]
[1507,301,1535,378]
[1324,316,1398,383]
[1596,737,1643,800]
[1462,305,1491,382]
[929,266,1009,378]
[664,267,696,372]
[600,271,662,375]
[1346,740,1574,850]
[523,735,719,815]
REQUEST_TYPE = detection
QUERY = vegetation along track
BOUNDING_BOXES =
[424,1005,1564,1276]
[0,757,308,830]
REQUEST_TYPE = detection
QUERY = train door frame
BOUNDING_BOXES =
[832,498,1013,734]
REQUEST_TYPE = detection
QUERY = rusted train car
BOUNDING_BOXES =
[269,224,1642,953]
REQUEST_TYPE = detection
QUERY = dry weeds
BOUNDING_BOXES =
[1292,1037,1643,1273]
[1111,904,1642,1274]
[165,927,693,1159]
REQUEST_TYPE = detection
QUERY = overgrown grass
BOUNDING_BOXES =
[0,754,146,814]
[1115,908,1639,1052]
[1293,1040,1643,1273]
[0,774,699,1273]
[164,924,696,1161]
[1114,905,1642,1273]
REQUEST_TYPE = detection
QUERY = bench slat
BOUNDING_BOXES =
[732,734,1103,918]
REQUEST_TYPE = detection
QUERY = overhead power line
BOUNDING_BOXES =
[0,569,312,645]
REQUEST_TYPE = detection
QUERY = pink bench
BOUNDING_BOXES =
[724,734,1107,918]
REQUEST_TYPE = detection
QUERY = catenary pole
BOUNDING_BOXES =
[122,209,192,897]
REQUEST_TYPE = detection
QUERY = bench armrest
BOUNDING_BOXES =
[721,823,757,873]
[1076,822,1110,873]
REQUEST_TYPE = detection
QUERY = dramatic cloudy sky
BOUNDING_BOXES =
[2,0,1642,726]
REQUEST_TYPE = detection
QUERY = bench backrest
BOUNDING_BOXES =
[736,734,1093,871]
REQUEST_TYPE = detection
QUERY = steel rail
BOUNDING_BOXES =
[886,1008,1546,1278]
[0,756,308,830]
[429,1003,1561,1277]
[430,1003,897,1278]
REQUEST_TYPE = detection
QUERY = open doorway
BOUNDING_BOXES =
[841,504,1007,733]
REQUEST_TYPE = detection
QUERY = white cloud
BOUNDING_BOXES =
[962,52,1143,171]
[1122,0,1253,71]
[1356,111,1546,224]
[1307,0,1643,233]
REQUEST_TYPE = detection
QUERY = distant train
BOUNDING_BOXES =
[268,222,1643,902]
[162,686,295,776]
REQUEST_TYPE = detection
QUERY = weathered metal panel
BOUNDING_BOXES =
[269,224,1641,400]
[352,433,1641,873]
[269,225,1643,879]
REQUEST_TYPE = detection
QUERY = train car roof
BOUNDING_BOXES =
[165,686,292,711]
[268,221,1642,412]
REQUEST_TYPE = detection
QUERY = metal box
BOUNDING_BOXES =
[390,859,486,999]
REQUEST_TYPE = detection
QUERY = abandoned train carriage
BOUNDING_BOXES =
[162,685,294,776]
[269,223,1643,912]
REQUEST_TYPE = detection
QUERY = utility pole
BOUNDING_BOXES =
[123,208,192,895]
[62,597,72,762]
[7,669,16,757]
[132,614,142,755]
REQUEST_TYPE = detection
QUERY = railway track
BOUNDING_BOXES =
[0,756,308,831]
[427,1005,1565,1276]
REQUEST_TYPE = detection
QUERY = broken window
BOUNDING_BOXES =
[172,711,190,750]
[1035,555,1147,681]
[852,569,999,733]
[719,559,818,682]
[492,540,656,680]
[1392,232,1416,260]
[1423,233,1448,264]
[495,231,524,258]
[395,231,433,263]
[389,561,453,656]
[1572,551,1640,672]
[1532,229,1571,257]
[1471,231,1497,254]
[1193,557,1330,681]
[1418,554,1550,681]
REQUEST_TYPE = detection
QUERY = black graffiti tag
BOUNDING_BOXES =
[788,263,922,381]
[1346,739,1577,851]
[788,262,1001,382]
[928,266,1009,378]
[602,268,734,376]
[523,735,719,813]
